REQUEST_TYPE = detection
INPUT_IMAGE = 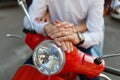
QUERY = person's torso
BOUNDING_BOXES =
[47,0,94,25]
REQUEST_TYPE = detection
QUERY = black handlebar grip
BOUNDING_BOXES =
[104,66,120,76]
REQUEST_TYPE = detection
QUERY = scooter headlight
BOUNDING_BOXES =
[33,40,65,75]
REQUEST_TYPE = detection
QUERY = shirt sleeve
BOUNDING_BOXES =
[23,0,48,36]
[80,0,105,49]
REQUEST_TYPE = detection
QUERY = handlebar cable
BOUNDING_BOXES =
[100,52,120,59]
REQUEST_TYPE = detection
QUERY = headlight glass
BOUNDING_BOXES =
[33,40,65,75]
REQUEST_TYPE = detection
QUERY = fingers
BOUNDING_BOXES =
[48,27,65,36]
[54,38,61,46]
[61,41,67,52]
[65,41,73,53]
[57,35,72,42]
[54,38,73,53]
[46,20,76,39]
[69,42,73,52]
[57,33,80,45]
[49,29,73,39]
[55,20,74,28]
[44,24,57,36]
[60,41,73,53]
[45,20,77,53]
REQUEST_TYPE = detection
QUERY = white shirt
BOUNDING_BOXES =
[24,0,104,49]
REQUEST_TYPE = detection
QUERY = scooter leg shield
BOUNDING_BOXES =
[12,64,76,80]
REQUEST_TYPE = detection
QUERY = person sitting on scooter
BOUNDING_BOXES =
[24,0,105,80]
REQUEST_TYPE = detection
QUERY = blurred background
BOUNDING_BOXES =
[0,0,120,80]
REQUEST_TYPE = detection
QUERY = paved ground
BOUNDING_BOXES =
[0,6,32,80]
[0,7,120,80]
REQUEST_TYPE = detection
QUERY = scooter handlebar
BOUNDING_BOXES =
[104,66,120,76]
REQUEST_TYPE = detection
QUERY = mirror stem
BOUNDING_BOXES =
[18,0,34,30]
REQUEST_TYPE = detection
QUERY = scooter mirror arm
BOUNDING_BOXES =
[18,0,34,30]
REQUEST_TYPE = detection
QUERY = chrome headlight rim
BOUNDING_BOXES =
[33,40,65,76]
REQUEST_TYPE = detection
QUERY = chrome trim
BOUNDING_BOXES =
[99,73,111,80]
[6,34,24,39]
[33,40,65,75]
[17,0,34,30]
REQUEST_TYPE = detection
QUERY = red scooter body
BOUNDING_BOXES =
[13,33,105,80]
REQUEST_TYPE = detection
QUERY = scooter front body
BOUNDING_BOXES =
[13,33,105,80]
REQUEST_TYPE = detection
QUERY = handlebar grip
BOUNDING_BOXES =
[104,66,120,76]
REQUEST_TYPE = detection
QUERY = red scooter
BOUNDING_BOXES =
[8,0,120,80]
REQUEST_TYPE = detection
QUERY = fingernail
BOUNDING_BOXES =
[50,36,53,38]
[71,48,73,52]
[65,25,68,28]
[57,24,61,27]
[63,47,67,51]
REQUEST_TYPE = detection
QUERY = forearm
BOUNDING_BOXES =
[80,30,104,49]
[76,22,88,33]
[77,21,104,49]
[78,0,104,49]
[24,16,49,36]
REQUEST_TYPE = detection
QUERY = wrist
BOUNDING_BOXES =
[44,23,53,36]
[76,32,84,46]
